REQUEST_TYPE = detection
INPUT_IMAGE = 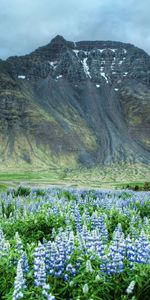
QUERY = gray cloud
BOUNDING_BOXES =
[0,0,150,59]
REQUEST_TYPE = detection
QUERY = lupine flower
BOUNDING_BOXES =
[34,242,46,287]
[136,230,150,263]
[69,280,74,287]
[125,235,135,264]
[34,259,46,287]
[15,232,24,257]
[20,251,29,273]
[47,242,58,275]
[110,226,126,257]
[100,251,124,275]
[0,228,10,257]
[13,260,26,300]
[66,263,76,276]
[86,260,93,273]
[83,283,89,295]
[91,229,105,258]
[126,280,135,294]
[108,252,124,275]
[95,274,101,281]
[42,284,55,300]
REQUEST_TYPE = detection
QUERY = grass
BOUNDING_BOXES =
[0,164,149,191]
[0,183,8,192]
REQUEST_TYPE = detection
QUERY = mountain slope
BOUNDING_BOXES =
[0,35,150,170]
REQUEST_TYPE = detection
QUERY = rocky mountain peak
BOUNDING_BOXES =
[50,35,67,45]
[6,35,150,86]
[0,36,150,169]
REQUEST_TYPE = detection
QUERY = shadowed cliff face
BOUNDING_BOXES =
[0,35,150,169]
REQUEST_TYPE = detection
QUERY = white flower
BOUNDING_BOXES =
[126,280,135,294]
[69,281,74,287]
[13,260,26,300]
[86,260,93,273]
[83,283,89,295]
[95,274,101,281]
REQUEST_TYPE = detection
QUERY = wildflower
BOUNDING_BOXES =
[64,273,69,281]
[125,235,136,264]
[0,228,10,257]
[69,280,74,287]
[83,283,89,295]
[126,280,135,294]
[95,274,101,281]
[13,260,26,300]
[136,230,150,264]
[66,263,76,276]
[15,232,24,257]
[20,251,29,273]
[34,242,46,287]
[42,284,55,300]
[34,259,46,287]
[86,260,93,273]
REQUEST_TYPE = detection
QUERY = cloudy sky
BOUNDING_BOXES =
[0,0,150,59]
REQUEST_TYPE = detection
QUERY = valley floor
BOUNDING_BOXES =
[0,163,150,190]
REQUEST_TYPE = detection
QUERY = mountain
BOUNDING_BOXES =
[0,35,150,172]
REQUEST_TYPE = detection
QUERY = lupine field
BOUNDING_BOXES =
[0,186,150,300]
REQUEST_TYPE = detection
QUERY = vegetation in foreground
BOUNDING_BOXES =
[0,186,150,299]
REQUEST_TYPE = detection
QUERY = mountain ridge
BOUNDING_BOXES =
[0,35,150,171]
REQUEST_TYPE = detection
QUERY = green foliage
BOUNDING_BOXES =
[1,200,15,218]
[106,209,130,238]
[11,185,31,197]
[135,200,150,218]
[1,212,65,244]
[143,182,150,191]
[0,258,15,299]
[123,182,150,191]
[58,190,76,201]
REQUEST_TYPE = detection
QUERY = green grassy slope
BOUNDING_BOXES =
[0,163,149,189]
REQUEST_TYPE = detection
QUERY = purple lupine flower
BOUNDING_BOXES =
[66,263,76,276]
[100,223,108,244]
[82,209,90,226]
[100,251,124,275]
[110,225,125,257]
[34,242,46,287]
[91,229,105,258]
[107,228,125,274]
[47,242,58,275]
[20,251,29,273]
[125,235,137,265]
[74,209,82,232]
[109,252,124,274]
[91,211,98,230]
[34,259,46,287]
[136,230,150,264]
[100,231,125,275]
[67,231,75,256]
